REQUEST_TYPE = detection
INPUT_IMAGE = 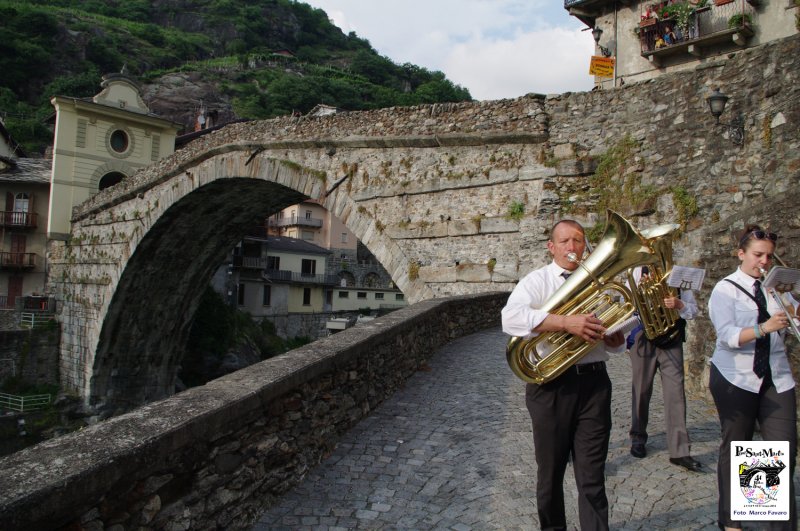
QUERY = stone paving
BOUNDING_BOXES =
[250,327,797,530]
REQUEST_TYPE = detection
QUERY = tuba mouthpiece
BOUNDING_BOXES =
[567,252,579,263]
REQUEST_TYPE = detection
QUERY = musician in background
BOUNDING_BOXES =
[708,224,797,531]
[628,265,702,472]
[501,219,624,531]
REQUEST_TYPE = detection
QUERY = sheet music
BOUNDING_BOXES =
[667,265,705,291]
[763,266,800,293]
[606,315,639,337]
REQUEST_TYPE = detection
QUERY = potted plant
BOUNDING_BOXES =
[728,13,753,28]
[660,1,696,35]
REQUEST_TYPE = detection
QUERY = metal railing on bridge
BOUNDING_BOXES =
[0,392,51,412]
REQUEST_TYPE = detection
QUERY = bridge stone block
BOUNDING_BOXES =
[479,216,519,234]
[418,265,456,283]
[519,166,557,181]
[446,220,479,237]
[455,264,491,283]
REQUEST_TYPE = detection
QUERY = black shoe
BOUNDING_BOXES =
[669,456,703,471]
[630,443,646,458]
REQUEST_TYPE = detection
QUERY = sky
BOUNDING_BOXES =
[303,0,597,101]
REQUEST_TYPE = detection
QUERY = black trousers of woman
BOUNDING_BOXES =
[710,364,797,531]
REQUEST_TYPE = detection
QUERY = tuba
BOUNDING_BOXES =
[506,210,681,384]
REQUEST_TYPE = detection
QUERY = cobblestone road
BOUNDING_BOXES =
[251,327,797,530]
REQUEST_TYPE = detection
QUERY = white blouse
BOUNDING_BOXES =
[708,267,796,393]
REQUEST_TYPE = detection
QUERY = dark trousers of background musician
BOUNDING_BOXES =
[629,332,692,458]
[525,367,612,531]
[709,364,798,531]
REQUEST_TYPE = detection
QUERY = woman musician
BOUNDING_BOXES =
[708,224,798,531]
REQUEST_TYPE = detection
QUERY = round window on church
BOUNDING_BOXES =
[109,130,129,153]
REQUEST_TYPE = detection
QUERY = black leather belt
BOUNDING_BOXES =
[572,361,606,375]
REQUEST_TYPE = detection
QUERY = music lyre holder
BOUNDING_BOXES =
[762,266,800,341]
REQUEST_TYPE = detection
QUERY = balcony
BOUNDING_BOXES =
[268,215,323,229]
[0,252,37,269]
[232,255,267,269]
[263,269,339,285]
[638,1,756,64]
[564,0,636,25]
[0,211,38,229]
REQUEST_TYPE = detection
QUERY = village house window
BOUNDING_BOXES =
[110,130,129,152]
[303,287,311,305]
[341,232,348,243]
[267,256,280,271]
[395,293,404,301]
[301,230,314,241]
[262,285,271,306]
[374,292,384,300]
[14,193,29,213]
[106,125,134,158]
[338,291,349,298]
[237,283,245,305]
[357,292,367,299]
[301,259,316,276]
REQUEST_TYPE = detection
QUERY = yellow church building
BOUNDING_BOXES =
[47,72,180,239]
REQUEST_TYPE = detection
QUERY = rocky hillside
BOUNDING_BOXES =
[0,0,471,153]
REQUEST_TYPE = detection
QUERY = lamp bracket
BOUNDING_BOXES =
[716,114,744,146]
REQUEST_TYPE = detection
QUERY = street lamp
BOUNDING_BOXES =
[592,26,612,57]
[706,87,744,145]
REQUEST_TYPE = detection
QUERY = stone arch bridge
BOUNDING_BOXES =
[49,35,800,413]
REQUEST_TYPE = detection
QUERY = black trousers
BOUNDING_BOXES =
[526,363,612,531]
[709,363,797,530]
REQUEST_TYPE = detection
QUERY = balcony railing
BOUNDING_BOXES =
[0,252,37,269]
[0,211,37,229]
[268,215,323,229]
[263,269,339,285]
[638,1,755,60]
[232,255,268,269]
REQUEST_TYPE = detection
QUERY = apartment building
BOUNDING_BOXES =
[266,199,406,313]
[0,120,51,309]
[0,158,51,309]
[566,0,798,88]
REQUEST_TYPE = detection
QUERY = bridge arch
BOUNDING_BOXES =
[52,147,431,413]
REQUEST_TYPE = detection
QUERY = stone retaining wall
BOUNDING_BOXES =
[0,328,60,386]
[0,292,506,531]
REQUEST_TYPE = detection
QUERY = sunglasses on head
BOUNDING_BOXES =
[740,230,778,246]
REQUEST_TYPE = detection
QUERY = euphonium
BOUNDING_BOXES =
[506,210,681,384]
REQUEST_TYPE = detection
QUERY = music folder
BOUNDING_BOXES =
[762,266,800,294]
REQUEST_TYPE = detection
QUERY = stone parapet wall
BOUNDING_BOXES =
[0,292,506,531]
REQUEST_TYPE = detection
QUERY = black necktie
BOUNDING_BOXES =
[753,280,771,378]
[561,272,571,280]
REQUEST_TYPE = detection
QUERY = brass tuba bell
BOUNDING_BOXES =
[506,210,681,384]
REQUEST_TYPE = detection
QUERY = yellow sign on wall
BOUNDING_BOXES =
[589,56,616,78]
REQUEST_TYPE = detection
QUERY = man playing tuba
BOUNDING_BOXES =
[501,219,625,531]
